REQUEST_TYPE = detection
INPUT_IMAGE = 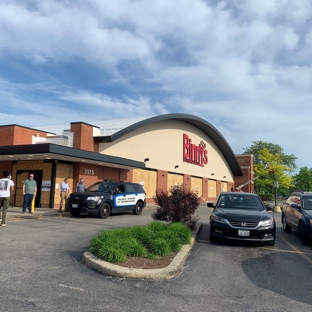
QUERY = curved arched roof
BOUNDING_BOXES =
[94,113,243,176]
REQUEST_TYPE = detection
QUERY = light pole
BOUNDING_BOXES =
[274,181,279,207]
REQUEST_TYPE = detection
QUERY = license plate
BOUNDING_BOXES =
[238,230,250,237]
[72,204,78,208]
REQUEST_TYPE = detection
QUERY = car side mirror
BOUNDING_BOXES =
[207,202,215,208]
[266,206,273,212]
[291,203,299,209]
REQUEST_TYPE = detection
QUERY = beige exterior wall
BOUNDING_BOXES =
[208,180,217,198]
[167,173,184,191]
[98,120,234,183]
[132,169,157,200]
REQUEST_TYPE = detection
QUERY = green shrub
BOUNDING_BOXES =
[88,222,192,263]
[165,233,182,251]
[123,238,147,257]
[129,225,154,246]
[149,238,171,256]
[168,222,192,244]
[96,245,126,263]
[148,220,167,233]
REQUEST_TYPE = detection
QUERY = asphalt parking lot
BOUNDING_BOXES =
[1,204,312,312]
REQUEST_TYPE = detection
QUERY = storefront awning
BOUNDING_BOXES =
[0,143,145,170]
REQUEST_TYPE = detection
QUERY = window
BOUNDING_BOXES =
[125,184,136,193]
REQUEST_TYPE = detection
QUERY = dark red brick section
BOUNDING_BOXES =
[70,122,99,152]
[0,125,47,146]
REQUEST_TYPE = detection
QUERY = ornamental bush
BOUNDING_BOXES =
[152,185,201,230]
[88,221,192,263]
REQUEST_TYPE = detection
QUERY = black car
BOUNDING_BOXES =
[282,191,312,245]
[66,180,146,218]
[208,192,276,245]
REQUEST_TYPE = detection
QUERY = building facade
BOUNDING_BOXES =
[0,114,254,208]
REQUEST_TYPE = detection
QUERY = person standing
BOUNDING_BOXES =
[0,170,15,226]
[59,178,70,213]
[22,173,37,213]
[75,178,86,192]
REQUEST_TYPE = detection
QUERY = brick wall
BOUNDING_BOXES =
[0,125,47,146]
[216,180,222,194]
[0,161,13,177]
[70,122,98,152]
[157,170,167,192]
[202,178,208,200]
[183,174,191,190]
[234,155,254,192]
[126,169,133,182]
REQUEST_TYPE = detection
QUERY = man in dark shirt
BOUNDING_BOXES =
[22,173,37,214]
[75,178,86,192]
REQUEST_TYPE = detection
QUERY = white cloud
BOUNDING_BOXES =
[0,0,312,169]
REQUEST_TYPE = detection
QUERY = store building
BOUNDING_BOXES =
[0,114,254,208]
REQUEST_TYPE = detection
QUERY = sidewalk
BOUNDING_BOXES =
[6,206,60,219]
[6,203,158,218]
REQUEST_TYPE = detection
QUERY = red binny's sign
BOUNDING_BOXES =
[183,134,208,167]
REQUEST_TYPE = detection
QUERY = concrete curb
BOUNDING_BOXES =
[274,206,282,213]
[82,222,202,280]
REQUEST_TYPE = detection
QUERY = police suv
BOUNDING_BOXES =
[66,180,146,218]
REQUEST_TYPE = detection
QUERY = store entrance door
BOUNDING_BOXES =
[14,170,43,208]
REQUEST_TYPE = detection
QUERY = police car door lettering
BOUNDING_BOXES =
[114,194,136,207]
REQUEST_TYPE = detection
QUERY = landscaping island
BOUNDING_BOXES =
[83,222,202,280]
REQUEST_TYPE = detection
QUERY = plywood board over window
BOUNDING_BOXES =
[208,180,217,198]
[191,176,203,197]
[14,172,29,206]
[54,163,74,206]
[167,173,183,191]
[133,169,157,199]
[221,182,228,192]
[12,160,49,207]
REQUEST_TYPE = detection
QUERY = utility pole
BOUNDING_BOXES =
[274,181,279,207]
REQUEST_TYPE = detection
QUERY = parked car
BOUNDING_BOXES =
[66,180,146,218]
[208,192,276,245]
[281,191,312,245]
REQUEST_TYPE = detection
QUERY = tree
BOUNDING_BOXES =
[245,147,294,197]
[293,167,312,191]
[244,140,297,173]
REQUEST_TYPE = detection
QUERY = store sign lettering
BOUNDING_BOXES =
[183,134,208,167]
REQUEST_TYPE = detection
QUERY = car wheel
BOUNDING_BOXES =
[299,222,310,245]
[70,211,80,217]
[98,203,111,219]
[282,214,292,233]
[133,201,143,215]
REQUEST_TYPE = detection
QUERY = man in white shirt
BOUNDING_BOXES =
[0,170,15,227]
[59,178,70,213]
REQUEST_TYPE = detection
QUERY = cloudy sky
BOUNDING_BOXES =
[1,0,311,169]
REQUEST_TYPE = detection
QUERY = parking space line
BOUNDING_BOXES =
[10,214,64,222]
[277,233,312,265]
[197,238,312,258]
[259,246,312,255]
[58,284,85,292]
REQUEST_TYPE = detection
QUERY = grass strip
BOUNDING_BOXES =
[89,221,192,263]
